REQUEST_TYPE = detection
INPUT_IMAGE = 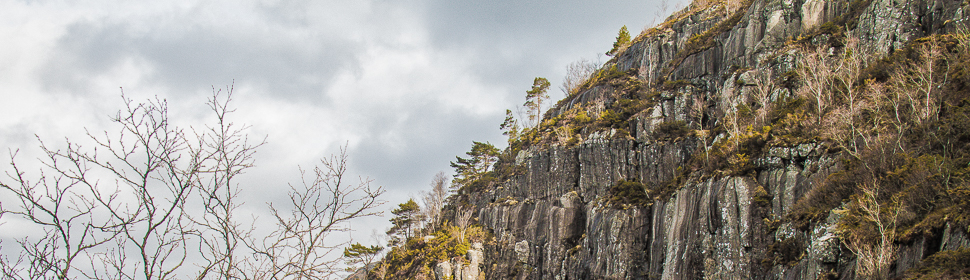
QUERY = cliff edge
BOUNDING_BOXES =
[383,0,970,279]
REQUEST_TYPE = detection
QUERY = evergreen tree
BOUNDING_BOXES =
[524,77,551,129]
[449,141,500,193]
[386,199,423,246]
[500,109,520,142]
[343,243,383,274]
[607,25,631,56]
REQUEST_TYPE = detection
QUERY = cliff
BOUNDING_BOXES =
[385,0,970,279]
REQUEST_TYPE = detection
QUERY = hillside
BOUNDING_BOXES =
[371,0,970,279]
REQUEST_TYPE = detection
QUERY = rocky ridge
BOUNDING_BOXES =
[446,0,970,279]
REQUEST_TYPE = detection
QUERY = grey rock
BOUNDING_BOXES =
[435,261,453,280]
[514,240,530,264]
[451,0,970,279]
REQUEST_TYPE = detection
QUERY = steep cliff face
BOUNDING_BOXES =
[454,0,970,279]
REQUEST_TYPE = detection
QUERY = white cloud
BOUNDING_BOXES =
[0,0,684,275]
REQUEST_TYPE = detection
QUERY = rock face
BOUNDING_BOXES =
[460,0,970,279]
[433,243,485,280]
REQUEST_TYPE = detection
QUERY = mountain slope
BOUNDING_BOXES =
[380,0,970,279]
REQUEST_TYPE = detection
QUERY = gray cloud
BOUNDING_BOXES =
[418,0,672,90]
[40,19,356,104]
[350,100,506,189]
[1,0,686,250]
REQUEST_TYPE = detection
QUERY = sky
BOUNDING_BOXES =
[0,0,687,257]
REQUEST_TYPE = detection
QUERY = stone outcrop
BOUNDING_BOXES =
[434,242,485,280]
[457,0,970,279]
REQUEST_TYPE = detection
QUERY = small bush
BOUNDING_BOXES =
[661,79,691,90]
[596,109,624,128]
[727,153,753,175]
[382,225,486,279]
[904,248,970,279]
[753,185,772,208]
[762,237,806,267]
[653,120,691,140]
[606,180,650,208]
[777,70,799,88]
[573,111,593,125]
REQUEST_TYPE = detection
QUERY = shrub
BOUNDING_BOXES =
[606,180,650,208]
[596,109,624,128]
[762,237,806,267]
[573,111,593,125]
[661,79,691,90]
[653,120,691,140]
[903,248,970,279]
[382,225,489,279]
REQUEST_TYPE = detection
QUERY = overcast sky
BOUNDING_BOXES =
[0,0,687,244]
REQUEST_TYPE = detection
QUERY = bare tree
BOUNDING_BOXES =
[0,242,24,279]
[891,36,946,126]
[797,45,836,124]
[454,207,475,243]
[1,91,208,279]
[0,149,118,280]
[560,58,598,97]
[648,0,670,28]
[721,85,743,149]
[822,35,873,157]
[419,172,449,234]
[189,86,264,280]
[750,70,775,127]
[0,89,385,280]
[253,146,384,280]
[843,181,899,280]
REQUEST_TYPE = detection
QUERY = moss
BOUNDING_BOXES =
[766,97,813,146]
[606,179,650,208]
[762,237,806,267]
[653,120,691,140]
[788,0,872,48]
[791,22,845,48]
[661,79,691,90]
[653,168,689,202]
[786,164,856,231]
[565,136,580,147]
[904,248,970,279]
[583,64,627,90]
[727,152,754,176]
[382,225,488,279]
[835,0,874,29]
[753,184,773,208]
[662,0,754,82]
[777,70,799,89]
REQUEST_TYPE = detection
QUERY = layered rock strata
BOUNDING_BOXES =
[457,0,970,279]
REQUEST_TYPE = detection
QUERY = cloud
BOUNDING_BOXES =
[0,0,689,260]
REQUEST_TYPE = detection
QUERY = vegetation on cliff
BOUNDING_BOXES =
[373,0,970,278]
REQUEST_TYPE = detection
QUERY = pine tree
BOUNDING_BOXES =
[386,199,423,246]
[449,141,500,193]
[500,109,520,141]
[343,243,383,274]
[607,25,631,56]
[524,77,551,129]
